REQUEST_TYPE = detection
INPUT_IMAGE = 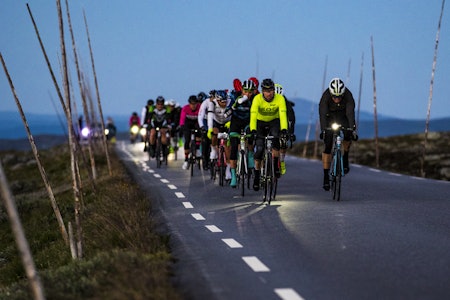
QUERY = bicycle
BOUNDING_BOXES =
[211,132,229,186]
[229,129,253,196]
[327,123,353,201]
[188,128,201,176]
[259,134,278,204]
[154,127,169,169]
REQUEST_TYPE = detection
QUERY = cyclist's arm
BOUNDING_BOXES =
[249,95,260,132]
[277,94,288,131]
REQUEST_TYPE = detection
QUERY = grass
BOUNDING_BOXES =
[0,143,182,300]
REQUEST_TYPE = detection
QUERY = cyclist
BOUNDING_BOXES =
[198,90,215,170]
[166,99,181,154]
[180,95,201,170]
[319,77,358,191]
[147,96,172,158]
[250,78,288,191]
[249,77,260,96]
[141,99,154,151]
[228,80,255,188]
[274,83,296,175]
[207,90,232,181]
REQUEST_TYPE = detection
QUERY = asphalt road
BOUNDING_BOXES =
[115,140,450,300]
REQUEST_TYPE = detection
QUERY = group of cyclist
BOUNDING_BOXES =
[131,76,358,191]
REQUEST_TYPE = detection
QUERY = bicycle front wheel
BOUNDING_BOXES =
[239,151,246,197]
[155,144,162,168]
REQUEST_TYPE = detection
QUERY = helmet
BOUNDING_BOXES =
[215,90,228,102]
[261,78,275,90]
[156,96,165,104]
[328,78,346,96]
[249,77,259,88]
[166,99,176,106]
[188,95,198,104]
[147,99,154,106]
[197,92,207,102]
[242,80,256,91]
[274,83,284,95]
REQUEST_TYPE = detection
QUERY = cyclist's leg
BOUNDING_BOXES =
[322,132,333,190]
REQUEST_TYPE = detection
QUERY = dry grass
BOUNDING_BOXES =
[0,144,182,299]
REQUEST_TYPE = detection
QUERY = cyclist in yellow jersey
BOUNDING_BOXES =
[250,78,288,191]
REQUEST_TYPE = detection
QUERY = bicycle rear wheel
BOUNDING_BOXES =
[335,151,342,201]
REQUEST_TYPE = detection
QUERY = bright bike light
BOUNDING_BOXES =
[331,123,340,130]
[130,125,139,134]
[81,127,90,137]
[139,127,147,136]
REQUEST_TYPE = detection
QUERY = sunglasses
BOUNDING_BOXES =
[243,89,254,92]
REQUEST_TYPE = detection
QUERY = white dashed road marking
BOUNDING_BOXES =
[222,238,243,248]
[242,256,270,272]
[205,225,223,233]
[182,202,193,208]
[191,213,205,220]
[175,192,185,198]
[168,184,177,189]
[274,288,305,300]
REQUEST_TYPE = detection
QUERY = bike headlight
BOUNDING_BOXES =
[331,123,340,131]
[81,127,90,137]
[139,127,147,136]
[130,125,139,134]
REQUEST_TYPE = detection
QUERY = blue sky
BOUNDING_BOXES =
[1,0,449,121]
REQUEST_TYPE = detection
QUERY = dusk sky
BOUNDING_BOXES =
[1,0,449,121]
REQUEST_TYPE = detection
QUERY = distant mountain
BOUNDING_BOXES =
[288,97,397,125]
[0,110,449,141]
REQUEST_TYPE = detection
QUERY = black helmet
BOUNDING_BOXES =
[242,80,256,90]
[197,92,207,102]
[261,78,275,90]
[188,95,198,104]
[147,99,154,106]
[156,96,165,104]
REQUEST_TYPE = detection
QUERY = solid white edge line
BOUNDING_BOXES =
[274,288,305,300]
[242,256,270,272]
[222,238,243,248]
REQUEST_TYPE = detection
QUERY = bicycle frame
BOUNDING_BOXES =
[154,127,169,169]
[230,130,252,196]
[214,132,229,186]
[260,135,278,204]
[189,129,201,176]
[328,123,346,201]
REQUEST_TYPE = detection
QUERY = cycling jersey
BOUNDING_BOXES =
[207,98,231,129]
[250,93,288,132]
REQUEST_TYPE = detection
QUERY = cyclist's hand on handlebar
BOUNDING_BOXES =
[251,130,257,139]
[207,129,213,140]
[290,134,296,142]
[352,130,359,141]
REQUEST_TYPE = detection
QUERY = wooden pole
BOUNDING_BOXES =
[57,0,83,258]
[421,0,445,177]
[0,161,46,300]
[354,52,364,163]
[313,55,328,158]
[370,36,379,168]
[83,9,113,176]
[64,0,97,181]
[1,52,69,246]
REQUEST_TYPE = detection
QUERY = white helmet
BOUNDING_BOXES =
[274,83,284,95]
[166,99,176,106]
[328,78,346,96]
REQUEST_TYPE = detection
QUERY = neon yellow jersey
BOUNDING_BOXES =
[250,93,288,131]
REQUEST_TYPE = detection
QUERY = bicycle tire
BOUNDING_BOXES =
[263,153,272,203]
[219,148,225,186]
[239,151,246,196]
[155,143,161,169]
[267,153,275,205]
[336,150,342,201]
[210,159,217,180]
